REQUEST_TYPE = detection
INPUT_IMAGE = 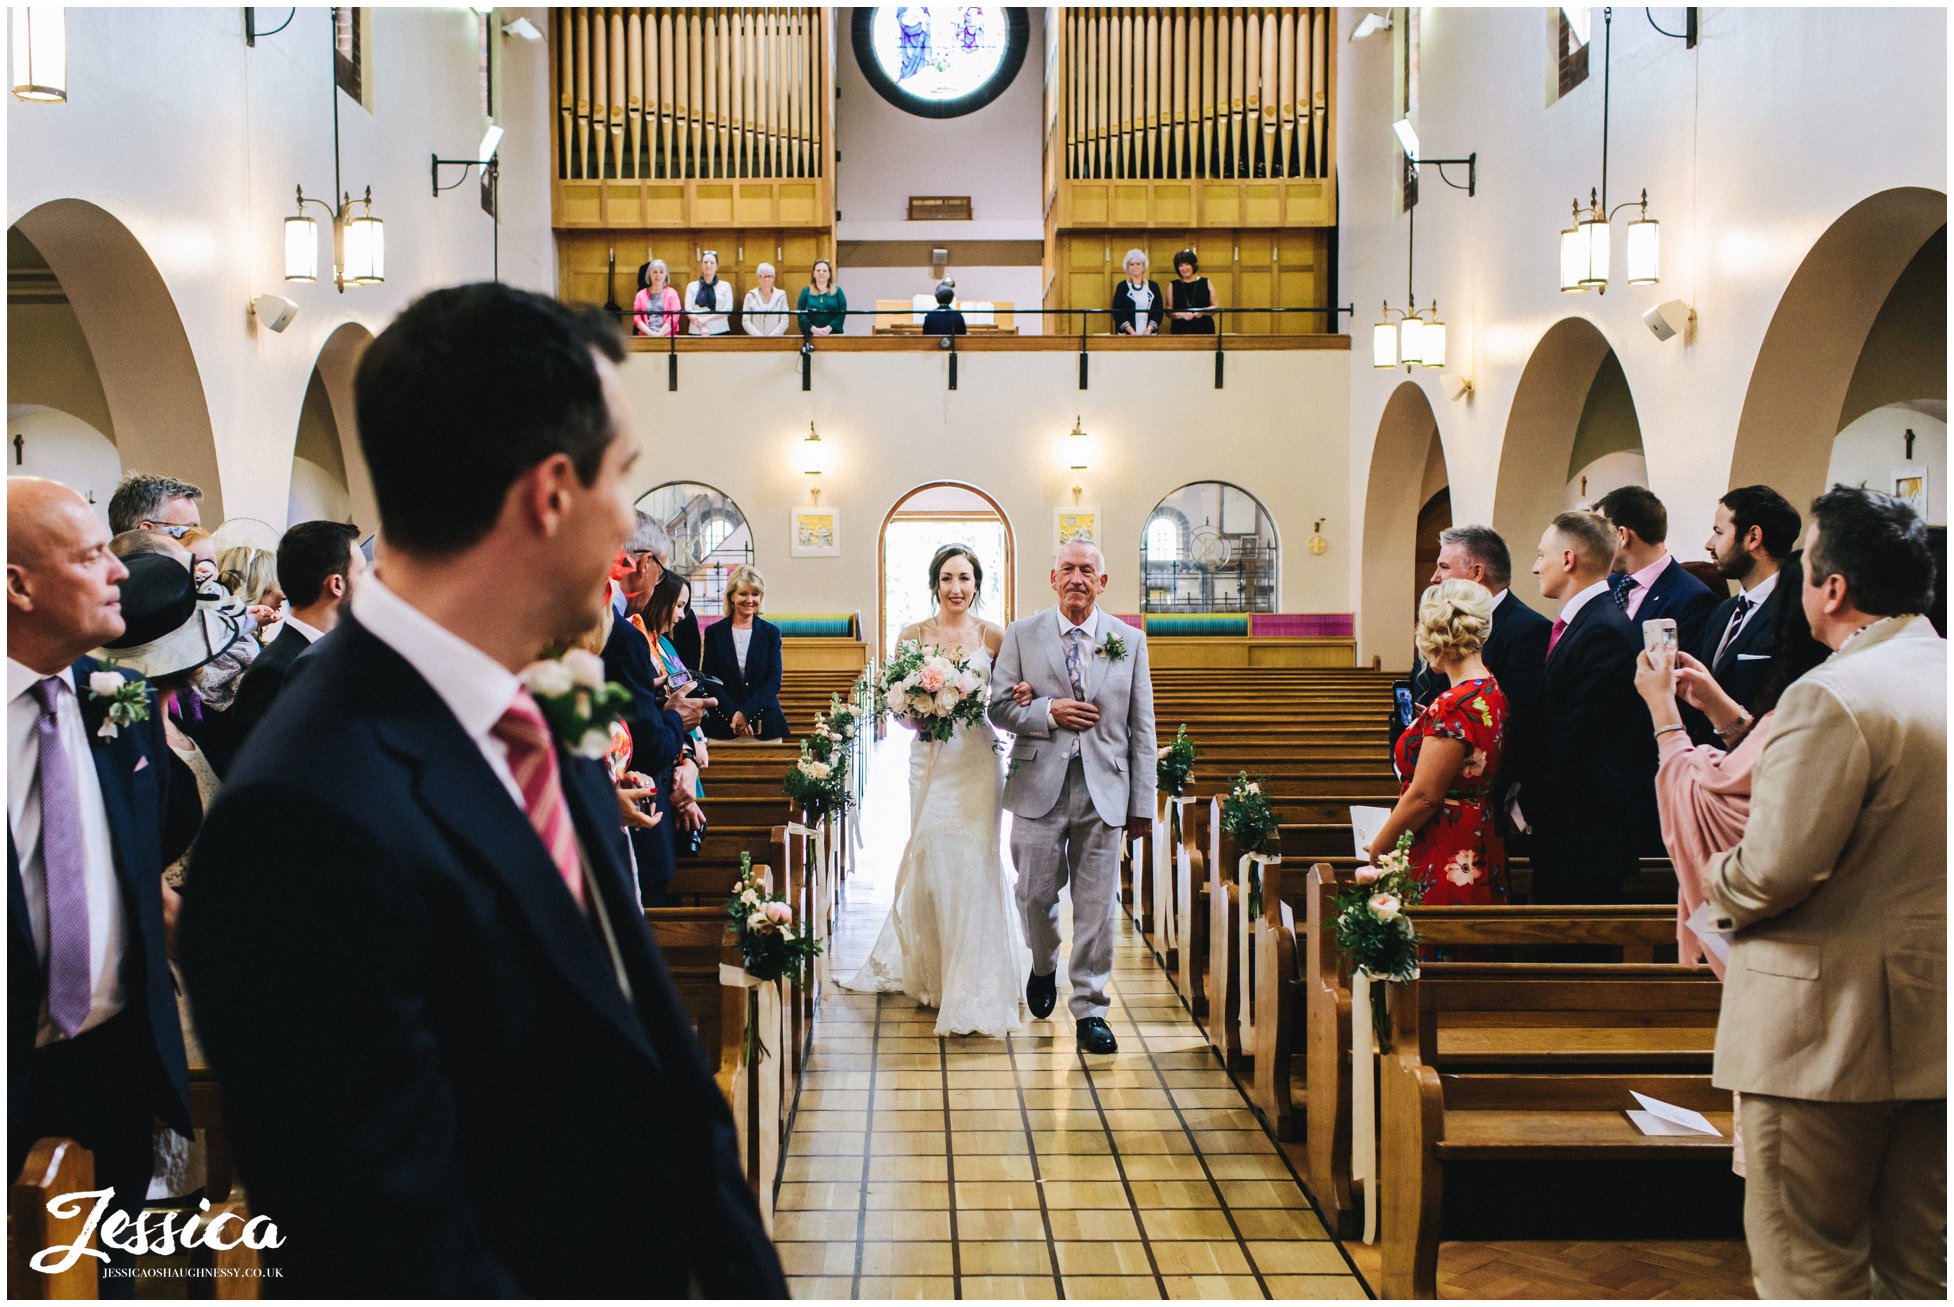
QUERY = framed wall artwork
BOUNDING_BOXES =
[1893,466,1928,517]
[790,507,841,558]
[1055,507,1101,553]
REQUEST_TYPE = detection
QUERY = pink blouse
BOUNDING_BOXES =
[1653,713,1775,977]
[633,285,681,337]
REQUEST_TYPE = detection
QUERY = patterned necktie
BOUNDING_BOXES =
[491,690,586,911]
[32,678,93,1039]
[1064,629,1088,700]
[1609,573,1636,610]
[1714,594,1754,664]
[1546,618,1569,658]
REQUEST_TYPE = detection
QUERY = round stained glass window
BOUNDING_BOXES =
[852,8,1029,119]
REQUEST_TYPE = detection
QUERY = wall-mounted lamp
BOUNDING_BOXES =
[11,7,66,102]
[797,422,829,502]
[501,17,544,42]
[1348,11,1392,41]
[432,124,504,279]
[1440,371,1474,401]
[1065,415,1093,504]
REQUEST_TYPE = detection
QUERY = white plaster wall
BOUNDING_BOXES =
[617,347,1351,650]
[287,456,355,526]
[834,10,1046,244]
[7,406,122,528]
[1566,450,1650,511]
[7,6,557,529]
[1828,403,1947,526]
[1340,6,1947,659]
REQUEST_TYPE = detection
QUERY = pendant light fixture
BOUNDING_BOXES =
[10,6,66,102]
[1374,121,1471,372]
[1557,8,1660,293]
[281,17,382,293]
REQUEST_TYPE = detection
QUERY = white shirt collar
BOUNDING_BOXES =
[8,658,73,707]
[1741,571,1778,607]
[1489,587,1510,611]
[1558,578,1611,624]
[1057,606,1103,642]
[351,575,521,742]
[281,614,327,645]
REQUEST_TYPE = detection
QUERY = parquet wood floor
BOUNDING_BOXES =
[1335,1233,1754,1299]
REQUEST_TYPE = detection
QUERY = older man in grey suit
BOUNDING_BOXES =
[1702,486,1946,1299]
[989,540,1156,1054]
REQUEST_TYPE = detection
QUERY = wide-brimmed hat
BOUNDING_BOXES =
[98,554,246,680]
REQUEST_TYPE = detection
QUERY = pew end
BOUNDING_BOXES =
[10,1138,96,1300]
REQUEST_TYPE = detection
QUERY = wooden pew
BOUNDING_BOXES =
[1379,963,1728,1299]
[184,1202,262,1299]
[10,1138,96,1299]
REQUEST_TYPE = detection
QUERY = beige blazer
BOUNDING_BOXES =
[1703,614,1946,1102]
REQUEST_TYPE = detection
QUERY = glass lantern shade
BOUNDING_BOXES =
[1398,315,1425,366]
[11,7,66,102]
[1421,318,1447,370]
[342,211,385,285]
[1577,213,1610,290]
[283,214,320,282]
[1372,320,1398,369]
[1559,223,1586,292]
[1625,215,1660,285]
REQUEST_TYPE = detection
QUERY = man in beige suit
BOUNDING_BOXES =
[1703,486,1946,1299]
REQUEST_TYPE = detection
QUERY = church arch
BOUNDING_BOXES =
[1359,382,1449,663]
[1141,481,1279,614]
[878,482,1015,655]
[635,482,756,618]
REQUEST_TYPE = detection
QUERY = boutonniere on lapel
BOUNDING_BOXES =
[85,667,151,740]
[1096,632,1128,663]
[519,649,634,760]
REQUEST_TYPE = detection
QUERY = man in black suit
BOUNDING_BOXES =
[8,478,192,1292]
[1408,525,1553,739]
[604,514,710,906]
[1595,484,1719,653]
[1515,510,1658,903]
[179,286,785,1297]
[204,519,363,774]
[1691,485,1802,735]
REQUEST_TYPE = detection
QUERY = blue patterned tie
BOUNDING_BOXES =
[1065,629,1088,700]
[1609,573,1635,610]
[32,678,92,1038]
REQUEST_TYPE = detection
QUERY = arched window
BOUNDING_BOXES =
[1141,482,1279,613]
[634,482,754,617]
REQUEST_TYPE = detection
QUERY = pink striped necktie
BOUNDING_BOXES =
[491,690,586,911]
[1546,618,1568,658]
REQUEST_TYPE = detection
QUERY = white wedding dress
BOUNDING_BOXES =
[841,647,1031,1037]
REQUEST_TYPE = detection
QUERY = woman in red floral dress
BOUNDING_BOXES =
[1364,580,1511,905]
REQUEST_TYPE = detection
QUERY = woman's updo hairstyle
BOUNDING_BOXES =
[1414,579,1493,667]
[927,543,984,605]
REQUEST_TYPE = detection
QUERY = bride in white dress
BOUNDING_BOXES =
[841,545,1031,1037]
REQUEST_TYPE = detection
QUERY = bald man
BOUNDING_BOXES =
[8,478,190,1291]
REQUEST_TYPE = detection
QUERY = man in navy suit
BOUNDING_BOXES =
[1596,484,1719,654]
[1514,510,1658,903]
[8,478,191,1292]
[1692,485,1803,736]
[1408,525,1553,747]
[180,286,785,1297]
[204,519,364,774]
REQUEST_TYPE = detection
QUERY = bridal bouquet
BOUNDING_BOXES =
[876,641,990,743]
[1333,832,1430,986]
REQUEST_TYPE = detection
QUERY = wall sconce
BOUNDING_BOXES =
[285,185,385,291]
[796,422,829,502]
[433,125,504,280]
[11,7,66,102]
[1065,415,1093,505]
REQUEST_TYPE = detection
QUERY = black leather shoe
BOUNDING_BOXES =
[1026,970,1057,1019]
[1076,1017,1119,1054]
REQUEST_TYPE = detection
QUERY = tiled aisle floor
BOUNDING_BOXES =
[778,731,1369,1300]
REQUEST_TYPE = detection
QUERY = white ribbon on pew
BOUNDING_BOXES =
[785,821,830,986]
[1237,852,1279,1052]
[1351,970,1380,1246]
[1163,796,1195,954]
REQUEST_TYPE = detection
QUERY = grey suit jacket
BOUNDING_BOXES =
[988,609,1157,828]
[1703,614,1946,1102]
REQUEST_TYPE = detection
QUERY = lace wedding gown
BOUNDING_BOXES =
[841,648,1031,1037]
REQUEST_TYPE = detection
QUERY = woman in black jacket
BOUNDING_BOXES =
[1110,248,1165,335]
[699,565,791,740]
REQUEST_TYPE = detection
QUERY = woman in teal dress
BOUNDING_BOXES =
[797,259,847,337]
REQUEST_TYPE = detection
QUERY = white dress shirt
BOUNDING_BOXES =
[280,613,327,646]
[731,625,754,674]
[1714,571,1779,663]
[1558,578,1612,626]
[8,659,128,1046]
[1489,587,1510,613]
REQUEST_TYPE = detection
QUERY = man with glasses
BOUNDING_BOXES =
[106,474,203,538]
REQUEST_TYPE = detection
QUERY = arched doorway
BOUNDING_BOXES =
[1730,187,1947,507]
[878,482,1014,654]
[1141,481,1280,613]
[292,322,379,529]
[9,199,222,518]
[1491,318,1645,608]
[1360,382,1449,663]
[635,482,755,617]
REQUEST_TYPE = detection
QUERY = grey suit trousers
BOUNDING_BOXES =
[1009,756,1122,1021]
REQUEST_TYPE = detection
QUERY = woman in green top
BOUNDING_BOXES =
[797,258,847,337]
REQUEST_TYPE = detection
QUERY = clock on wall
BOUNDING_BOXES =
[852,7,1030,119]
